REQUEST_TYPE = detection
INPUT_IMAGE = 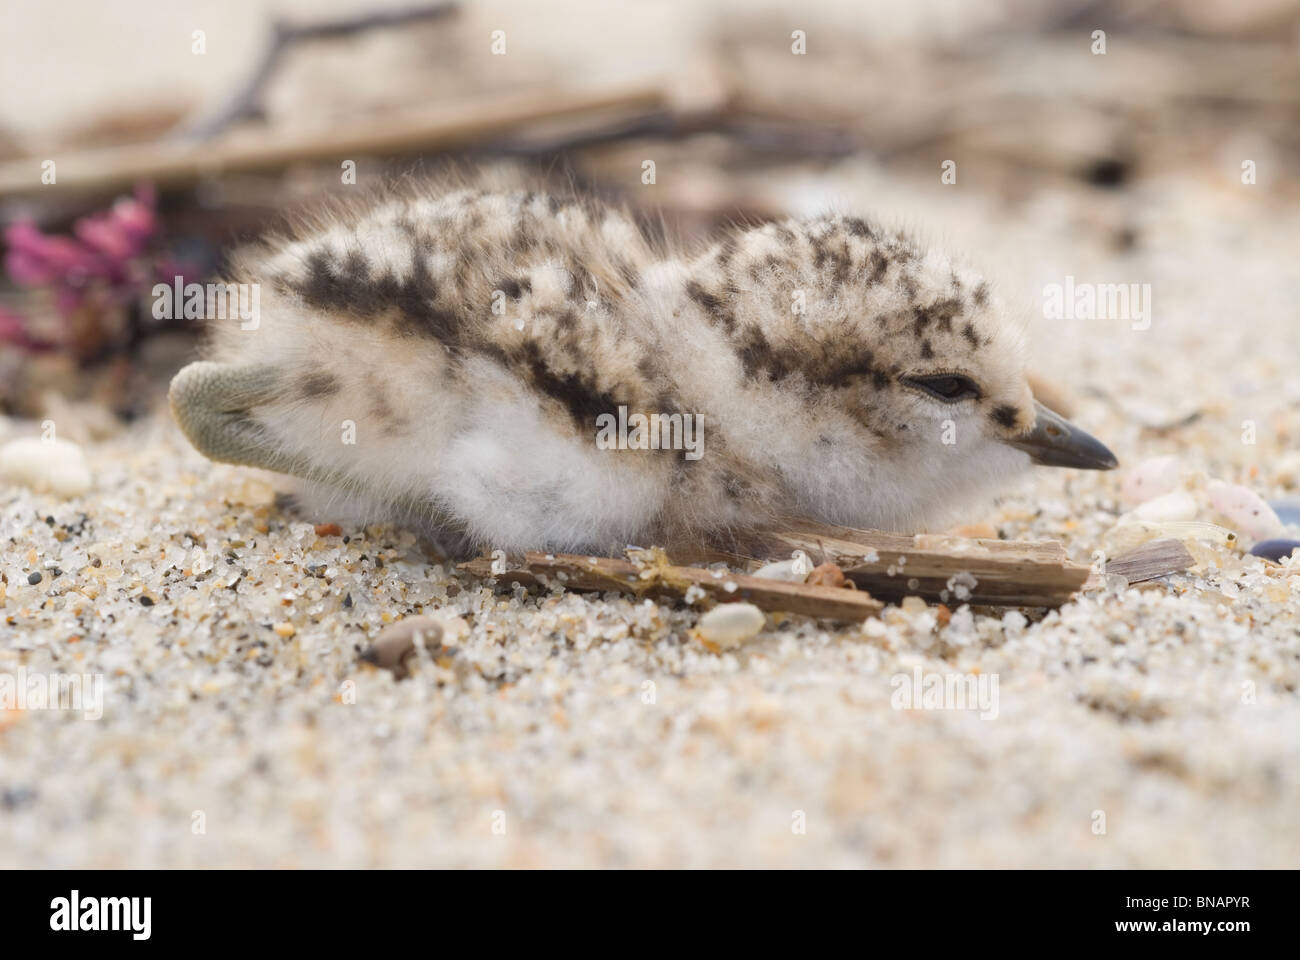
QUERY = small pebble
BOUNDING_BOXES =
[1208,481,1282,541]
[27,571,42,585]
[1120,455,1181,505]
[1248,539,1300,563]
[314,523,343,537]
[1103,572,1129,593]
[0,436,92,497]
[1131,490,1197,523]
[360,616,446,679]
[272,622,295,638]
[696,603,765,649]
[900,596,927,614]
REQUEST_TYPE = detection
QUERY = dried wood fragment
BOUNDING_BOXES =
[459,550,882,622]
[460,517,1096,617]
[1105,538,1195,585]
[0,85,668,199]
[695,521,1093,608]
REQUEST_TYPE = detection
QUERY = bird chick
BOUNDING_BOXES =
[170,174,1116,557]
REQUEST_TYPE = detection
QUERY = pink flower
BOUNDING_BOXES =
[5,221,99,286]
[75,190,156,263]
[0,183,185,358]
[3,183,160,307]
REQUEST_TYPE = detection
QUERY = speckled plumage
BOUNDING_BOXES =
[173,172,1102,556]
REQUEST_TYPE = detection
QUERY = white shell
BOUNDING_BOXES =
[697,603,766,648]
[1208,481,1282,541]
[1106,520,1237,553]
[1120,455,1181,505]
[1131,490,1198,523]
[751,559,806,582]
[0,436,92,497]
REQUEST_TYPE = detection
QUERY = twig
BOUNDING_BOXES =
[697,521,1094,607]
[458,550,882,622]
[0,85,668,199]
[172,2,462,141]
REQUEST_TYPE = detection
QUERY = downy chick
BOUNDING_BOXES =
[170,175,1116,557]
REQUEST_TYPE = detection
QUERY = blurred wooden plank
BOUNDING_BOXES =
[0,84,668,199]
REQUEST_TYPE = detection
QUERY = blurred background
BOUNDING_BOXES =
[2,0,1297,432]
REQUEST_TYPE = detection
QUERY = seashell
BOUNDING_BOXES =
[696,602,765,649]
[1105,538,1194,584]
[1105,520,1237,554]
[1120,455,1181,505]
[1130,489,1198,523]
[1248,539,1300,563]
[751,559,806,582]
[0,436,92,497]
[1207,481,1282,541]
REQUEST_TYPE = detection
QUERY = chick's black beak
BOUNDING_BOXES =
[1007,401,1118,470]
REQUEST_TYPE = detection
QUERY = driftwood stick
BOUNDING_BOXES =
[460,516,1096,617]
[459,550,883,622]
[690,521,1093,608]
[0,85,668,199]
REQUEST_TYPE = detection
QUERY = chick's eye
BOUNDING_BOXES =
[904,374,981,402]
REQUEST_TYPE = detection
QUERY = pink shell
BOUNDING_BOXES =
[1208,482,1282,541]
[1120,456,1181,505]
